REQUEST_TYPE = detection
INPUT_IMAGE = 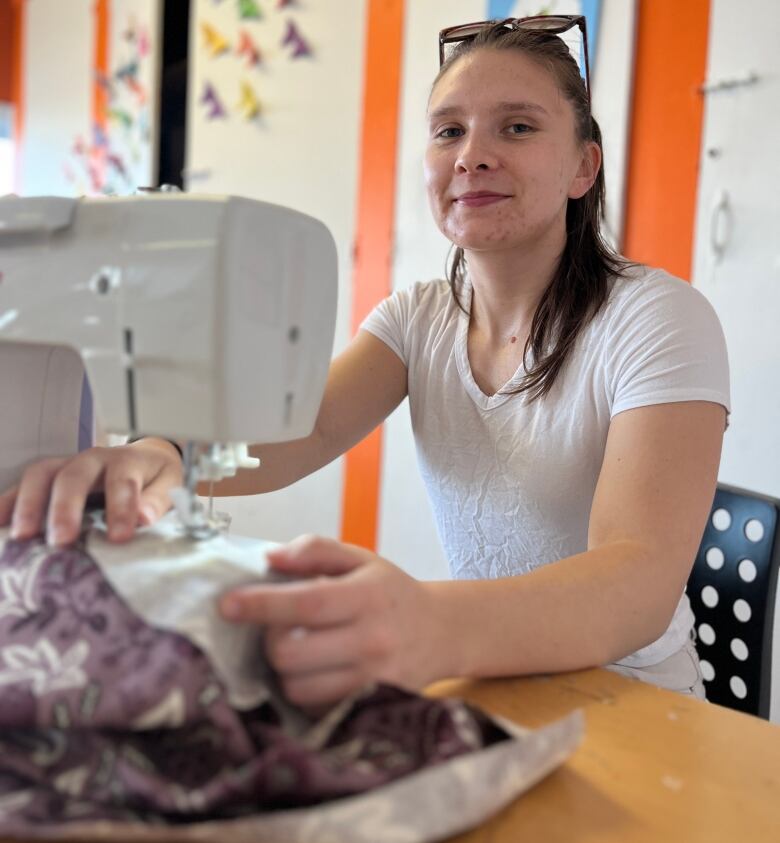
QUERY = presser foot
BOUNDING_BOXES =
[169,487,220,541]
[170,441,260,540]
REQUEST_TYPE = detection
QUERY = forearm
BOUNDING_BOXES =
[197,432,330,497]
[134,431,329,497]
[426,540,682,681]
[193,332,407,498]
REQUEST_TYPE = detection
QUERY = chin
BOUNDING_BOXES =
[450,234,515,252]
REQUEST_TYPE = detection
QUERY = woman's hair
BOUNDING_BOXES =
[433,23,633,401]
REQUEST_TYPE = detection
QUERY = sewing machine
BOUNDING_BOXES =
[0,192,338,536]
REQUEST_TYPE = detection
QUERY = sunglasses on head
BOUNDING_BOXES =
[438,15,590,104]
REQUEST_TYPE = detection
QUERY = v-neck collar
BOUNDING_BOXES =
[454,282,530,412]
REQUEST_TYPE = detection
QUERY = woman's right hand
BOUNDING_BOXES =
[0,438,183,546]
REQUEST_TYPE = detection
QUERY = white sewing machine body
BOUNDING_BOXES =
[0,193,338,445]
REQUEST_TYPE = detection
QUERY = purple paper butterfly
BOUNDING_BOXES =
[200,82,226,119]
[281,19,312,58]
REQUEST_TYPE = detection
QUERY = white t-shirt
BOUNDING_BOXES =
[361,265,730,668]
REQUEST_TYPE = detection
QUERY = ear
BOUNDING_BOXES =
[568,141,601,200]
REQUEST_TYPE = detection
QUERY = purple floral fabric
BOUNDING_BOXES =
[0,535,507,832]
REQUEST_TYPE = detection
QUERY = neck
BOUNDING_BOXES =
[465,226,565,344]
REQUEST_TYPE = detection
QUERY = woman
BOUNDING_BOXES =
[1,19,729,706]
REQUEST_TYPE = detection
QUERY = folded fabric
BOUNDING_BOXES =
[0,518,583,842]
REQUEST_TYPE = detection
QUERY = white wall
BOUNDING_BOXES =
[108,0,162,192]
[591,0,636,247]
[19,0,160,198]
[184,0,367,543]
[692,0,780,499]
[691,0,780,723]
[20,0,93,196]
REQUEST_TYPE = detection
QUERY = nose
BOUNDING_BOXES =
[455,131,499,174]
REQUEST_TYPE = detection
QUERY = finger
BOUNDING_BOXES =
[267,534,372,577]
[281,666,367,708]
[219,575,364,628]
[10,458,67,540]
[266,623,359,676]
[46,453,106,545]
[0,486,18,527]
[136,478,174,526]
[136,460,182,526]
[103,458,143,542]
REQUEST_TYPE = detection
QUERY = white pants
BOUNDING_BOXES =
[606,636,706,699]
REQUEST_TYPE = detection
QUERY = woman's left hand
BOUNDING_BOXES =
[218,535,448,708]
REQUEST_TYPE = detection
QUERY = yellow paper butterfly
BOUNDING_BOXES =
[201,22,229,57]
[237,80,261,120]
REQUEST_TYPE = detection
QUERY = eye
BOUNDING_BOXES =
[507,123,533,135]
[434,126,464,139]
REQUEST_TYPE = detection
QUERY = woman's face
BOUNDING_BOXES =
[424,48,598,255]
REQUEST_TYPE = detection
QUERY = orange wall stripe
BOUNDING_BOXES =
[622,0,710,281]
[10,0,26,192]
[92,0,110,185]
[340,0,405,550]
[93,0,109,128]
[0,1,15,102]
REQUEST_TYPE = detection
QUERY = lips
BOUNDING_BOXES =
[454,191,510,207]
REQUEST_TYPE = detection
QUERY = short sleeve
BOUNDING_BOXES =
[359,286,417,366]
[606,273,730,419]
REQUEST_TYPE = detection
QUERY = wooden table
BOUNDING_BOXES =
[2,668,778,842]
[427,668,780,842]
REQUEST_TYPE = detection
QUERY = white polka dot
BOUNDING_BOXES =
[701,585,719,608]
[730,638,749,661]
[729,676,748,699]
[733,599,752,623]
[738,559,757,583]
[745,519,765,543]
[705,547,725,570]
[712,508,731,531]
[700,660,715,682]
[698,623,716,646]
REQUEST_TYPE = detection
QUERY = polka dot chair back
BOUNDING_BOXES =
[688,484,780,718]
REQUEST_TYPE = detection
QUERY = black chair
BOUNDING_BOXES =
[688,484,780,718]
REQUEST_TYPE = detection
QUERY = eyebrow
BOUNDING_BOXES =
[428,101,550,121]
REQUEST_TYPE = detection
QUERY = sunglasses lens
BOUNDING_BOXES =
[442,24,483,42]
[518,16,573,31]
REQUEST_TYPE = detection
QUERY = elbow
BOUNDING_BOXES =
[601,591,684,667]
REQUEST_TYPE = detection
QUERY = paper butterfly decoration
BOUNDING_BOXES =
[237,30,262,67]
[94,71,115,99]
[137,27,150,58]
[108,108,133,129]
[281,19,312,58]
[237,80,261,120]
[107,153,129,179]
[115,60,139,80]
[125,75,147,104]
[201,21,230,56]
[200,82,227,119]
[238,0,263,19]
[92,125,109,149]
[114,61,146,105]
